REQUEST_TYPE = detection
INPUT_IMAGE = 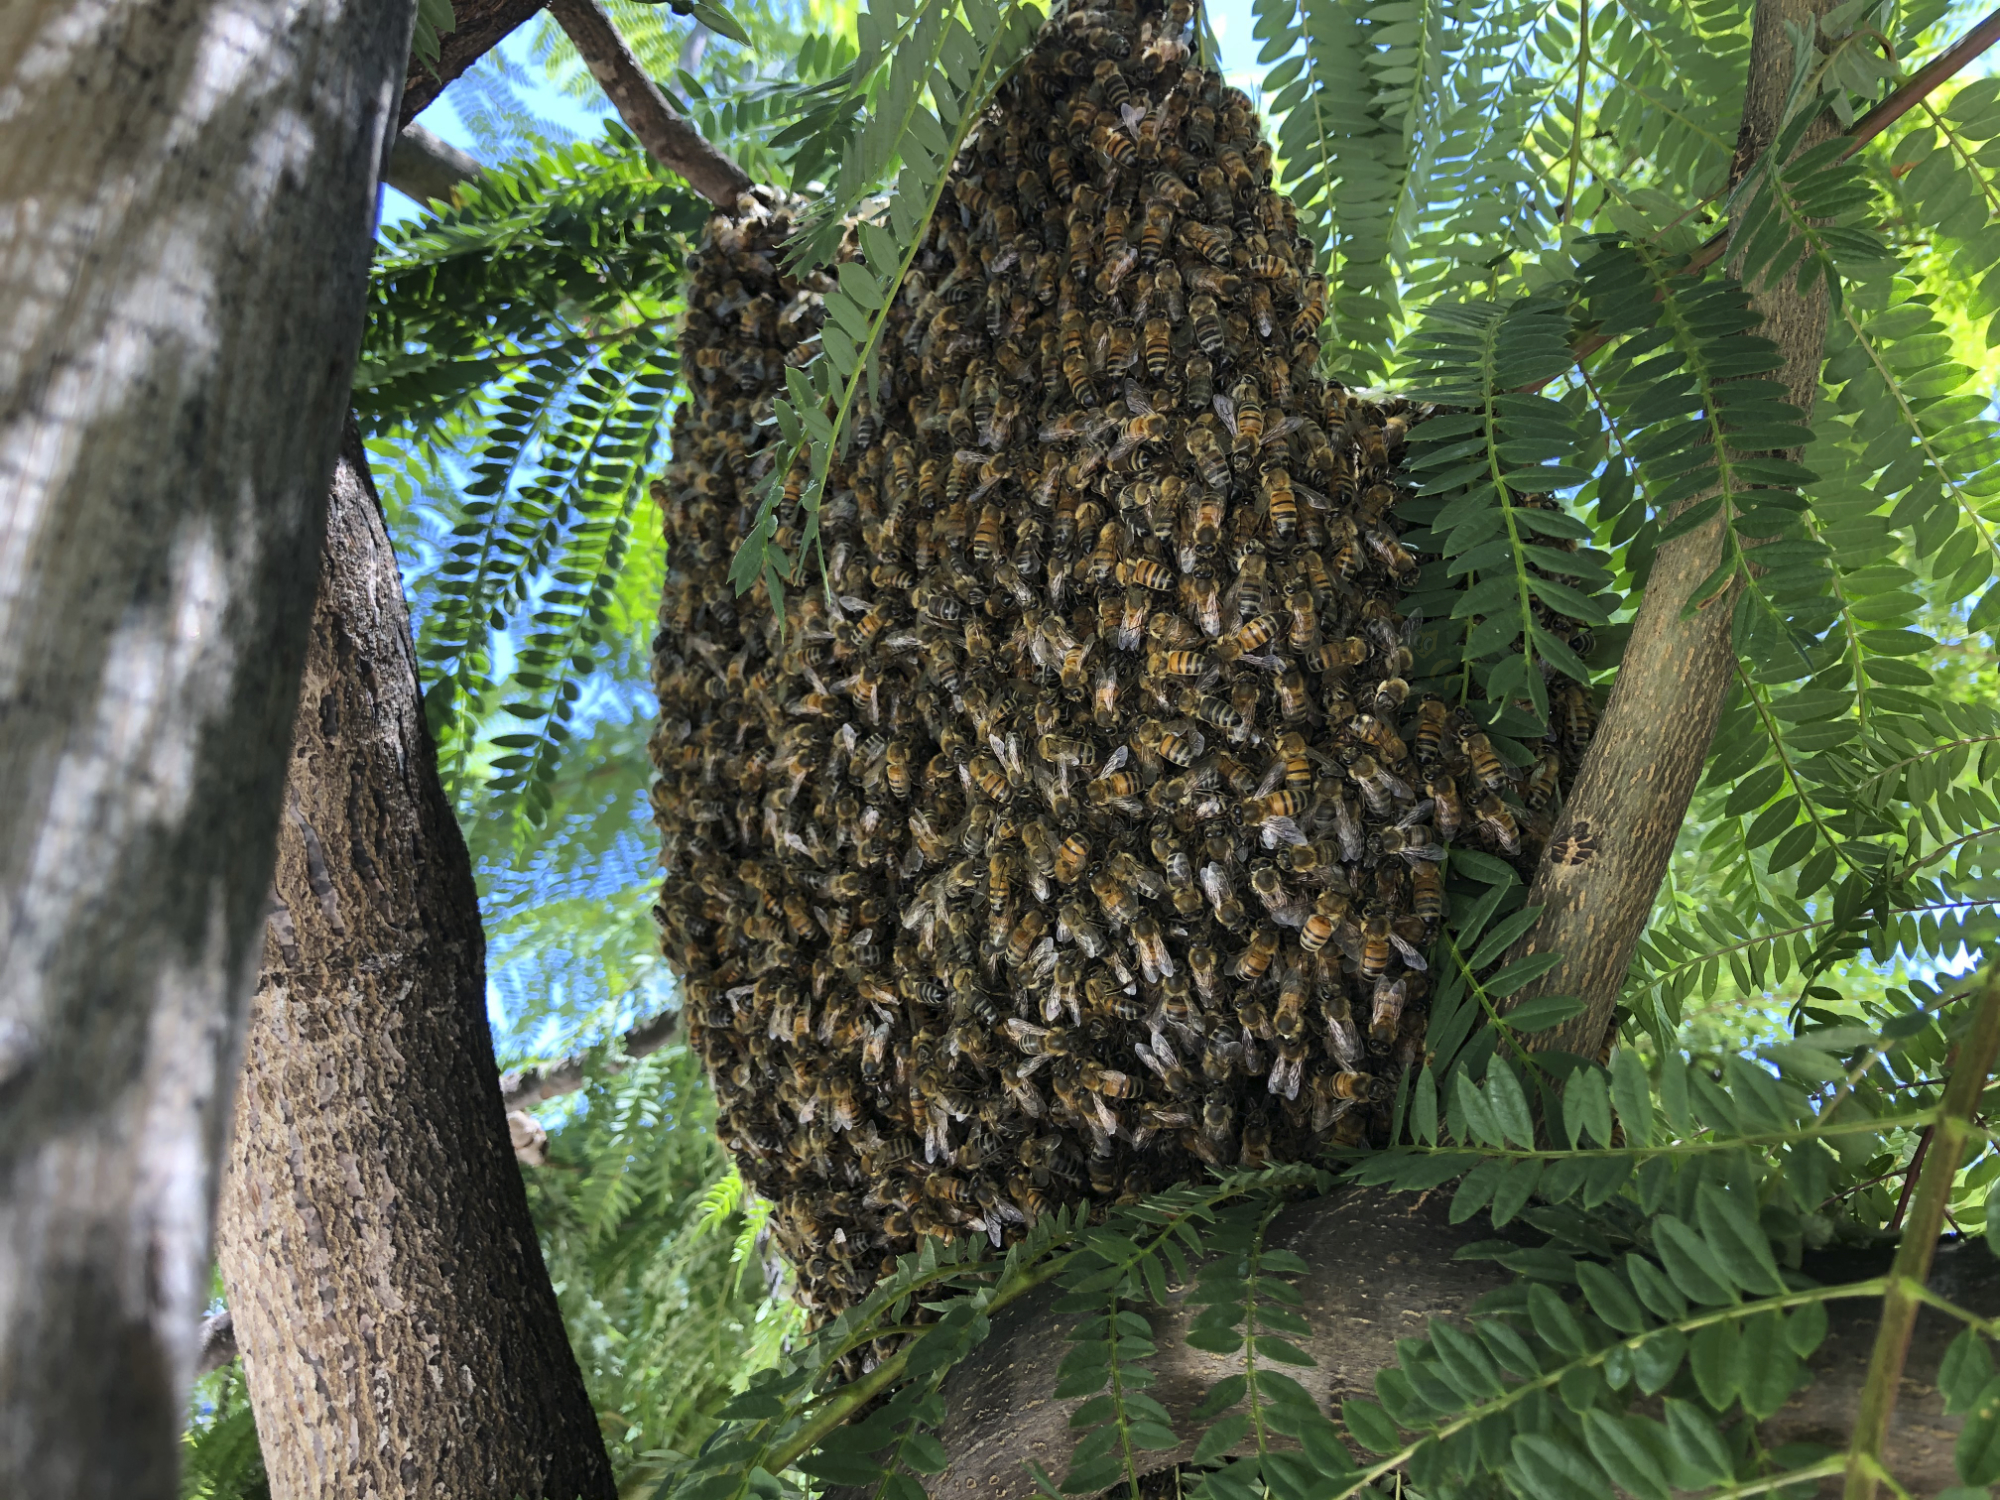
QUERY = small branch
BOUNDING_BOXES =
[1842,6,2000,158]
[1887,1124,1935,1233]
[385,122,485,205]
[1844,962,2000,1500]
[545,0,752,207]
[499,1007,681,1111]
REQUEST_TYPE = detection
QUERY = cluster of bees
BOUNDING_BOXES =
[649,0,1598,1316]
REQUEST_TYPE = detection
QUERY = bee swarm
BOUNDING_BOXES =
[650,0,1596,1317]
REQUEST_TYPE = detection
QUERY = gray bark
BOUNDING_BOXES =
[386,121,485,204]
[216,429,616,1500]
[0,0,413,1493]
[922,1190,1997,1500]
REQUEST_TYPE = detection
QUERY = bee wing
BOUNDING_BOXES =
[1122,379,1156,415]
[1384,769,1415,801]
[1099,744,1130,777]
[1002,1017,1047,1048]
[1211,392,1238,437]
[1120,101,1147,137]
[1388,932,1430,970]
[1260,816,1307,848]
[1254,758,1288,798]
[1027,936,1058,981]
[1198,862,1232,904]
[1262,415,1300,445]
[1396,799,1436,829]
[1402,609,1424,644]
[1267,1055,1301,1099]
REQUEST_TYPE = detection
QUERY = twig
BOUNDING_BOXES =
[1843,961,2000,1500]
[1886,1123,1933,1232]
[546,0,752,207]
[500,1007,681,1110]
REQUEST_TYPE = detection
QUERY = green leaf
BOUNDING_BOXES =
[1510,1433,1607,1500]
[1664,1399,1734,1485]
[1652,1216,1738,1305]
[1485,1060,1536,1148]
[1576,1261,1647,1334]
[1582,1410,1673,1500]
[1695,1186,1787,1296]
[1959,1375,2000,1485]
[1688,1317,1740,1409]
[689,0,752,44]
[1944,1333,1996,1416]
[1564,1069,1615,1148]
[1341,1399,1401,1454]
[1611,1048,1653,1147]
[1507,993,1588,1033]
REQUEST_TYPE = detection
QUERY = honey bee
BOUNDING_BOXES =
[1555,679,1599,765]
[1117,585,1152,651]
[1310,636,1369,674]
[1262,469,1296,540]
[1159,725,1205,766]
[1283,578,1317,648]
[1183,353,1214,412]
[1212,611,1277,664]
[1065,351,1101,407]
[1524,750,1562,813]
[1198,862,1246,931]
[1185,424,1230,491]
[1232,923,1279,981]
[1411,861,1445,925]
[1119,556,1176,591]
[1462,731,1513,793]
[1054,831,1092,885]
[1350,713,1409,764]
[1347,753,1412,817]
[1293,276,1327,338]
[1474,791,1522,854]
[1187,292,1224,354]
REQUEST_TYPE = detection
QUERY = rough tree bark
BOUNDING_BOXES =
[1502,0,1840,1059]
[215,428,617,1500]
[912,1192,1997,1500]
[0,0,412,1493]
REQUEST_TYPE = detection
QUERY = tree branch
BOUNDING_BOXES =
[385,121,485,204]
[400,0,549,125]
[499,1007,680,1111]
[1501,0,1841,1060]
[907,1189,2000,1499]
[545,0,752,207]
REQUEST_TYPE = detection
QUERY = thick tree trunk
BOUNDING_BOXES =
[215,428,617,1500]
[915,1191,1995,1499]
[1503,0,1839,1059]
[0,2,411,1493]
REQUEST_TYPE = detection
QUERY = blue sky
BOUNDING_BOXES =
[387,0,1269,217]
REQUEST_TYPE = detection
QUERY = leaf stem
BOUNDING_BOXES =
[1842,959,2000,1500]
[1563,0,1592,224]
